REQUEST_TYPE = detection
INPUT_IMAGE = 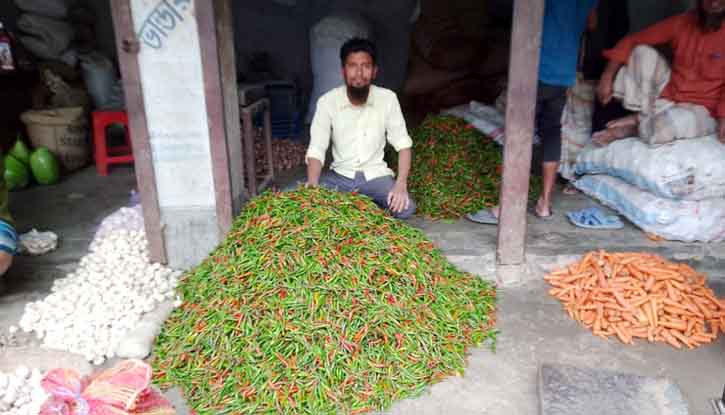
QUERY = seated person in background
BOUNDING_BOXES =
[594,0,725,146]
[305,38,416,219]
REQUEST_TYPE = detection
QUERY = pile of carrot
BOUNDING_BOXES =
[545,251,725,349]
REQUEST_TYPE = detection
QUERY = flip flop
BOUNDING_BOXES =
[566,207,624,230]
[562,184,580,195]
[465,208,499,225]
[530,206,555,220]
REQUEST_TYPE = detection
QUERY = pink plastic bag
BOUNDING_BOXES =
[39,359,176,415]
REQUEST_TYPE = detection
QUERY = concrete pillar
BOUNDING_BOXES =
[122,0,241,269]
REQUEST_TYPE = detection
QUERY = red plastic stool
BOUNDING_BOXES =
[92,110,134,176]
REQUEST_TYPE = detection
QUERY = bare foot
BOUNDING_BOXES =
[592,124,637,147]
[562,184,579,195]
[606,114,638,129]
[535,198,551,218]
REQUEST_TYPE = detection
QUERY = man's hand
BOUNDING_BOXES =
[597,75,614,105]
[598,60,622,105]
[0,251,13,277]
[719,118,725,143]
[387,180,410,214]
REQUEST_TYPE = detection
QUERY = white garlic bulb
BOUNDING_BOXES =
[17,206,182,364]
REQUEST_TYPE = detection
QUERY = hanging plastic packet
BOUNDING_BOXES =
[0,21,16,72]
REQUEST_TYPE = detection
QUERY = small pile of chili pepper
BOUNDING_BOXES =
[388,115,542,220]
[152,187,497,414]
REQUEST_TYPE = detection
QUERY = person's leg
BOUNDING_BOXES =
[536,84,568,217]
[593,45,673,146]
[318,170,357,193]
[468,83,558,223]
[357,175,417,219]
[592,115,639,146]
[612,45,672,115]
[643,103,718,145]
[467,83,550,224]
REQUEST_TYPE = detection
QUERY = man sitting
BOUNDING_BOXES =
[305,38,416,219]
[594,0,725,146]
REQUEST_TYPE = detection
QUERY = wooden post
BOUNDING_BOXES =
[110,0,167,264]
[196,0,238,235]
[496,0,544,284]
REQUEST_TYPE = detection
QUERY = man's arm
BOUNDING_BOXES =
[599,14,683,104]
[388,148,412,213]
[305,97,332,186]
[395,148,411,186]
[385,94,414,213]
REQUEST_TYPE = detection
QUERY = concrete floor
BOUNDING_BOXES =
[1,165,723,414]
[0,165,137,350]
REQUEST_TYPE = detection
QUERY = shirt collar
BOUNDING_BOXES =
[337,85,377,110]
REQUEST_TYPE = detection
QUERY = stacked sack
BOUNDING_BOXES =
[15,0,76,66]
[559,78,597,181]
[573,135,725,242]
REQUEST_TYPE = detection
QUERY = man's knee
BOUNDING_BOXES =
[393,198,417,219]
[630,45,660,62]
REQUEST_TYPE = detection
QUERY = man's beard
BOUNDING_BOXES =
[347,84,370,102]
[699,2,725,31]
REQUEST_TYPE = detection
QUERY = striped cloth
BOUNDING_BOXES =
[0,219,18,256]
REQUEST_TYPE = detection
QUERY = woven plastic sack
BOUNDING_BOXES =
[441,101,541,146]
[16,14,74,60]
[573,174,725,242]
[14,0,71,19]
[575,135,725,201]
[559,79,595,180]
[306,14,371,123]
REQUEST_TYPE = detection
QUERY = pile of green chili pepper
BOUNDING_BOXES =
[389,115,542,220]
[152,187,497,414]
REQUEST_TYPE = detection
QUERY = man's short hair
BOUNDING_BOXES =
[340,38,377,66]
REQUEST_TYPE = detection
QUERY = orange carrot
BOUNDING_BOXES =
[692,297,713,319]
[691,334,713,344]
[546,250,724,350]
[650,298,659,328]
[660,330,682,349]
[685,318,696,337]
[670,330,694,349]
[659,320,687,331]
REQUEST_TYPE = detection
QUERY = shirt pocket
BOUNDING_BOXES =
[700,46,725,81]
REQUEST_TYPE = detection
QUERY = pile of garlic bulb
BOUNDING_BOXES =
[0,366,48,415]
[93,206,145,241]
[18,206,182,365]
